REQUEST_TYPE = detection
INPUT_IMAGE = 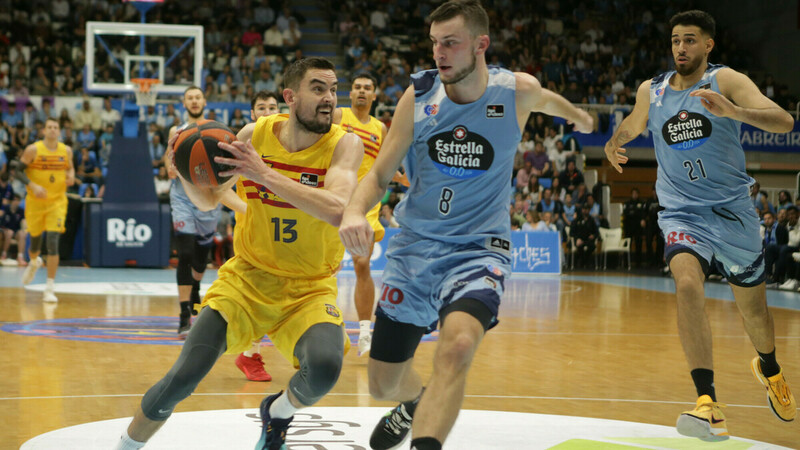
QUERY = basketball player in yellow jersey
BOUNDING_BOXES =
[18,118,75,303]
[332,73,387,356]
[115,58,364,450]
[233,89,281,382]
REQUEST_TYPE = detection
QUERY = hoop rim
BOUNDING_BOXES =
[131,78,161,93]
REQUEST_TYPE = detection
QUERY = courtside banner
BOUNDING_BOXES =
[341,228,561,275]
[510,230,561,274]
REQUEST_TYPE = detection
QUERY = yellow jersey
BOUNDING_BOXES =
[339,107,383,181]
[235,114,347,278]
[26,141,69,202]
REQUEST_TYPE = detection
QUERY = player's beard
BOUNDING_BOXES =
[187,106,205,119]
[674,55,702,76]
[441,53,477,85]
[296,105,332,134]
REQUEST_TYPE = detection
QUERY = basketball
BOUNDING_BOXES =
[173,119,237,187]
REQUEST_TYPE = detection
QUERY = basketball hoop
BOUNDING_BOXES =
[131,78,161,106]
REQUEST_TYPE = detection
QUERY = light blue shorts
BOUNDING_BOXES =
[377,231,510,329]
[659,205,764,287]
[170,195,220,245]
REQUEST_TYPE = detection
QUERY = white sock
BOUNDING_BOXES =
[244,342,260,357]
[269,391,299,419]
[359,320,371,336]
[114,430,146,450]
[46,278,55,291]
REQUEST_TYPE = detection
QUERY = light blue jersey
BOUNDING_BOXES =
[395,67,521,247]
[650,65,764,286]
[648,64,754,211]
[377,68,520,330]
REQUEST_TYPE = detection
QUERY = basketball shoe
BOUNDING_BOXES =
[22,256,42,285]
[236,353,272,381]
[751,356,796,421]
[255,391,293,450]
[370,402,414,449]
[177,312,191,337]
[676,395,729,441]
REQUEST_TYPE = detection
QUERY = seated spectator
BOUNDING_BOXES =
[0,194,26,265]
[149,133,165,169]
[521,210,538,231]
[98,124,114,170]
[562,192,577,227]
[775,206,800,286]
[515,161,531,191]
[542,126,562,155]
[570,205,598,269]
[525,142,551,177]
[0,173,14,207]
[535,211,558,232]
[762,211,788,283]
[777,190,794,211]
[100,98,121,129]
[242,24,263,47]
[74,100,101,131]
[229,109,248,133]
[549,139,575,175]
[536,188,563,217]
[523,175,541,204]
[755,191,775,217]
[76,124,96,153]
[585,193,601,225]
[559,159,584,194]
[75,146,102,185]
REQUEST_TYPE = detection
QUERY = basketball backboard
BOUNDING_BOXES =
[85,21,204,97]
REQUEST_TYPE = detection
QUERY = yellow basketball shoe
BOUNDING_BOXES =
[751,356,796,422]
[676,395,729,441]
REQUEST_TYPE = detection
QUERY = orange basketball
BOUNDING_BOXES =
[173,119,237,187]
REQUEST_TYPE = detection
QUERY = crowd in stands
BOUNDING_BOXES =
[330,0,797,113]
[755,184,800,292]
[0,0,798,271]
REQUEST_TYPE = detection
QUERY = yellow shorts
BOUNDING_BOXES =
[367,202,385,242]
[25,196,67,236]
[201,255,350,367]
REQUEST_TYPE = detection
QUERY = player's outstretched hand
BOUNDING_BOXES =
[603,141,628,174]
[215,139,267,183]
[339,209,374,257]
[689,89,735,118]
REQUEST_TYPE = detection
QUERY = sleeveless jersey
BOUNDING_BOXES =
[648,64,753,210]
[26,140,69,201]
[235,114,348,278]
[339,107,383,181]
[396,67,520,245]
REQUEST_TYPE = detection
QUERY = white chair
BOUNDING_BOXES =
[598,227,631,270]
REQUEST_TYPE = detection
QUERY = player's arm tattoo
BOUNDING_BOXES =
[12,160,31,185]
[609,128,635,148]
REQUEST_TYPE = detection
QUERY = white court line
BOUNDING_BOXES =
[490,331,800,339]
[0,392,788,411]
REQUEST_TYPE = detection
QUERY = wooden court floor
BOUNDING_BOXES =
[1,271,799,448]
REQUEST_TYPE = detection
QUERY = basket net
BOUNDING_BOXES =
[131,78,161,106]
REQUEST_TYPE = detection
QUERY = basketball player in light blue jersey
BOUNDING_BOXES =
[604,10,795,442]
[339,2,592,449]
[164,86,245,337]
